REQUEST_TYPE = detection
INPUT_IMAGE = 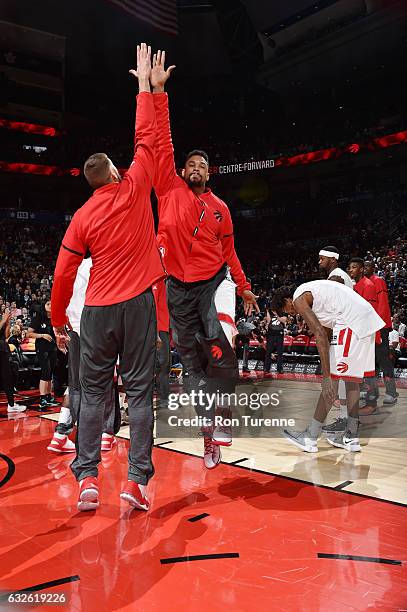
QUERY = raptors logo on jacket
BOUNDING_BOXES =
[211,345,223,360]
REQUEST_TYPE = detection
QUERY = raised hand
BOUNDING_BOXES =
[1,309,11,323]
[150,50,176,92]
[129,43,152,92]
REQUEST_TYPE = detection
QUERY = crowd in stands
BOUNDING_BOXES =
[1,198,406,367]
[0,221,63,346]
[235,230,407,349]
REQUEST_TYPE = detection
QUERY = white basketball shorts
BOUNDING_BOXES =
[214,276,237,347]
[330,325,375,382]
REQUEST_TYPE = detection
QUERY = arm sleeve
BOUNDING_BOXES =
[152,93,178,198]
[121,92,157,195]
[366,284,379,312]
[376,277,390,312]
[220,206,251,296]
[51,217,85,327]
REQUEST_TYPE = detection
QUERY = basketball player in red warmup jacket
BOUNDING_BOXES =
[348,257,380,412]
[364,260,398,404]
[150,51,258,469]
[51,44,165,512]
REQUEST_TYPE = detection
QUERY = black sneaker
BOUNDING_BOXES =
[38,400,50,412]
[322,417,347,435]
[46,398,60,407]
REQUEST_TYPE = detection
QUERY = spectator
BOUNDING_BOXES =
[264,308,286,374]
[22,289,32,309]
[27,300,60,410]
[0,309,26,413]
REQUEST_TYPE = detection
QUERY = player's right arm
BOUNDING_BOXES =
[293,292,335,404]
[375,276,390,312]
[150,50,177,198]
[125,44,157,194]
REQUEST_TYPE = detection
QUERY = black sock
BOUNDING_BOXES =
[46,393,51,402]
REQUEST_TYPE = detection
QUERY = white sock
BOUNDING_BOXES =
[54,432,66,440]
[138,484,146,496]
[58,407,71,425]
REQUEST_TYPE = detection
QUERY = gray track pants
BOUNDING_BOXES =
[70,290,156,485]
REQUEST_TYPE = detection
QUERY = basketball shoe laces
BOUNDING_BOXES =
[203,435,215,455]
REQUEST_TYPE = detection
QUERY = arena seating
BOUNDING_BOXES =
[291,335,310,355]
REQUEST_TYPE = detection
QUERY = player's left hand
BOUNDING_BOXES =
[53,326,70,354]
[150,50,176,91]
[242,290,260,316]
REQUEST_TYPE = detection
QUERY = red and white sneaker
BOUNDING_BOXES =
[78,477,99,511]
[202,427,222,469]
[120,480,150,511]
[101,433,117,452]
[47,434,76,453]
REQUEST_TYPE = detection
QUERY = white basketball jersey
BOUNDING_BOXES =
[328,267,353,289]
[293,280,384,339]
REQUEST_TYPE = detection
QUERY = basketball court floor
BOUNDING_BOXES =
[1,376,406,611]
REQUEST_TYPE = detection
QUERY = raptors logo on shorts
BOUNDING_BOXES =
[337,362,349,374]
[330,325,376,382]
[211,345,223,360]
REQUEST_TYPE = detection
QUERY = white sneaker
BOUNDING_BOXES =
[326,431,361,452]
[7,404,27,413]
[282,428,318,453]
[383,394,397,405]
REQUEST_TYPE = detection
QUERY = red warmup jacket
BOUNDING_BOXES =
[153,93,250,296]
[369,274,392,329]
[51,93,165,327]
[354,275,382,342]
[152,279,170,333]
[354,276,378,310]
